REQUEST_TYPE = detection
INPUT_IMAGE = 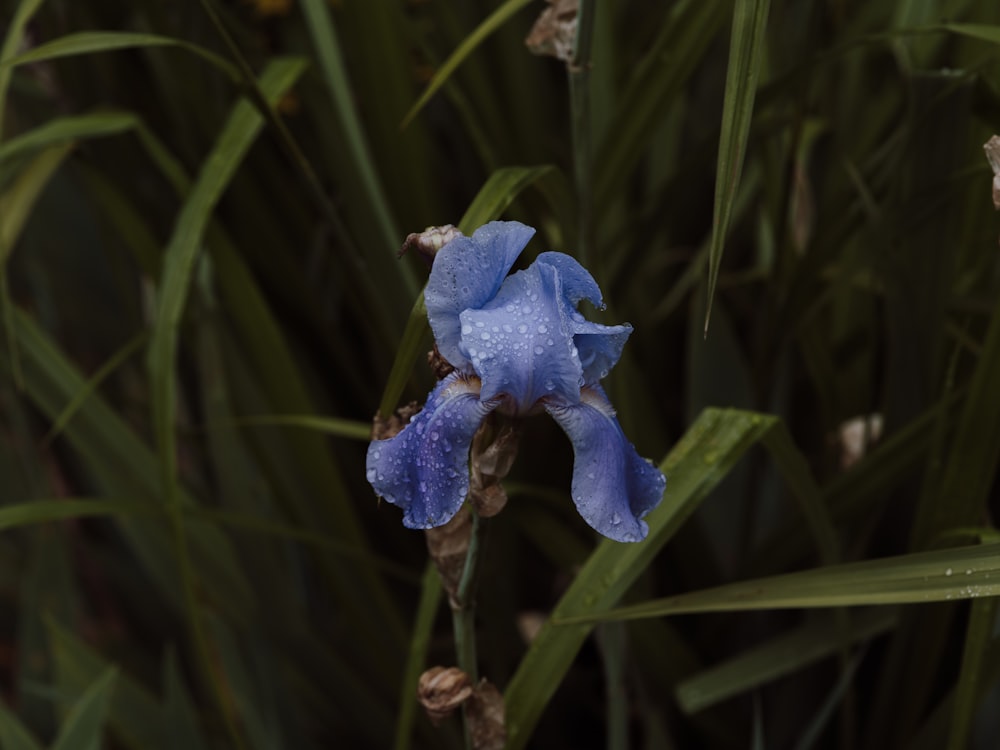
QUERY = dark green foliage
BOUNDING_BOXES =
[2,0,1000,747]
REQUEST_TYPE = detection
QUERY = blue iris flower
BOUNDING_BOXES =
[366,221,665,542]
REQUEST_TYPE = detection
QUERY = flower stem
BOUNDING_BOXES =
[569,0,597,268]
[452,507,485,747]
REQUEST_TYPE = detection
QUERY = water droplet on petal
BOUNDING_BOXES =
[462,324,472,335]
[544,380,556,391]
[372,450,381,460]
[430,431,439,441]
[522,305,533,314]
[475,321,485,328]
[946,568,953,576]
[506,304,516,313]
[611,513,621,525]
[538,324,548,334]
[534,345,544,355]
[503,324,513,333]
[366,468,377,482]
[518,324,529,334]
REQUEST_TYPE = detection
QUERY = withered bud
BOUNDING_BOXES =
[468,422,520,518]
[984,135,1000,210]
[525,0,579,64]
[428,342,456,380]
[468,679,507,750]
[371,402,421,441]
[400,224,464,265]
[425,505,473,608]
[417,666,473,724]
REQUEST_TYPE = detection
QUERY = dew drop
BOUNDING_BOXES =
[366,468,377,482]
[518,324,529,334]
[534,345,545,355]
[538,323,548,334]
[544,379,556,391]
[610,513,621,526]
[430,431,439,441]
[945,568,953,576]
[547,338,554,346]
[481,332,490,340]
[462,324,472,335]
[503,324,513,333]
[506,303,516,313]
[475,320,485,328]
[522,305,533,314]
[372,450,381,460]
[587,472,596,480]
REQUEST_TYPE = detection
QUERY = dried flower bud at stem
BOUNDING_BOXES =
[525,0,579,63]
[400,224,464,265]
[417,666,473,724]
[425,505,473,608]
[468,679,506,750]
[371,401,421,441]
[428,342,456,380]
[469,421,520,518]
[984,135,1000,210]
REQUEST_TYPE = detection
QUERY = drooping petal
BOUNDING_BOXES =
[545,386,666,542]
[535,252,632,384]
[425,221,536,369]
[366,373,497,529]
[573,320,632,385]
[460,260,583,413]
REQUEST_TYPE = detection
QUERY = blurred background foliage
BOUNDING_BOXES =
[2,0,1000,747]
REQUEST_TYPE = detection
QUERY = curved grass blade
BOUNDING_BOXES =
[0,701,43,750]
[504,408,778,749]
[46,619,163,750]
[399,0,534,129]
[0,142,73,388]
[148,55,306,510]
[393,563,445,750]
[675,609,896,714]
[51,667,118,750]
[0,703,42,750]
[43,332,146,445]
[0,498,152,531]
[0,31,239,81]
[0,0,45,140]
[0,112,138,165]
[300,0,414,297]
[946,597,997,750]
[458,165,554,233]
[232,414,371,441]
[704,0,770,335]
[558,543,1000,623]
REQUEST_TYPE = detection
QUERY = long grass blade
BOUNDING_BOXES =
[51,667,118,750]
[704,0,770,334]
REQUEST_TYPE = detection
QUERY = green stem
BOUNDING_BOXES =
[452,508,485,747]
[569,0,596,268]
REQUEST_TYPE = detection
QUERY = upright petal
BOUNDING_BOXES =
[367,373,497,529]
[460,261,584,413]
[425,221,536,369]
[535,252,603,308]
[545,386,666,542]
[535,252,632,384]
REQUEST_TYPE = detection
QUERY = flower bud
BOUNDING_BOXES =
[417,666,473,724]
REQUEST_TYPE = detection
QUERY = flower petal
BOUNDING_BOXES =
[535,252,603,307]
[366,373,497,529]
[535,252,632,384]
[460,260,583,413]
[573,320,632,384]
[425,221,535,369]
[545,386,666,542]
